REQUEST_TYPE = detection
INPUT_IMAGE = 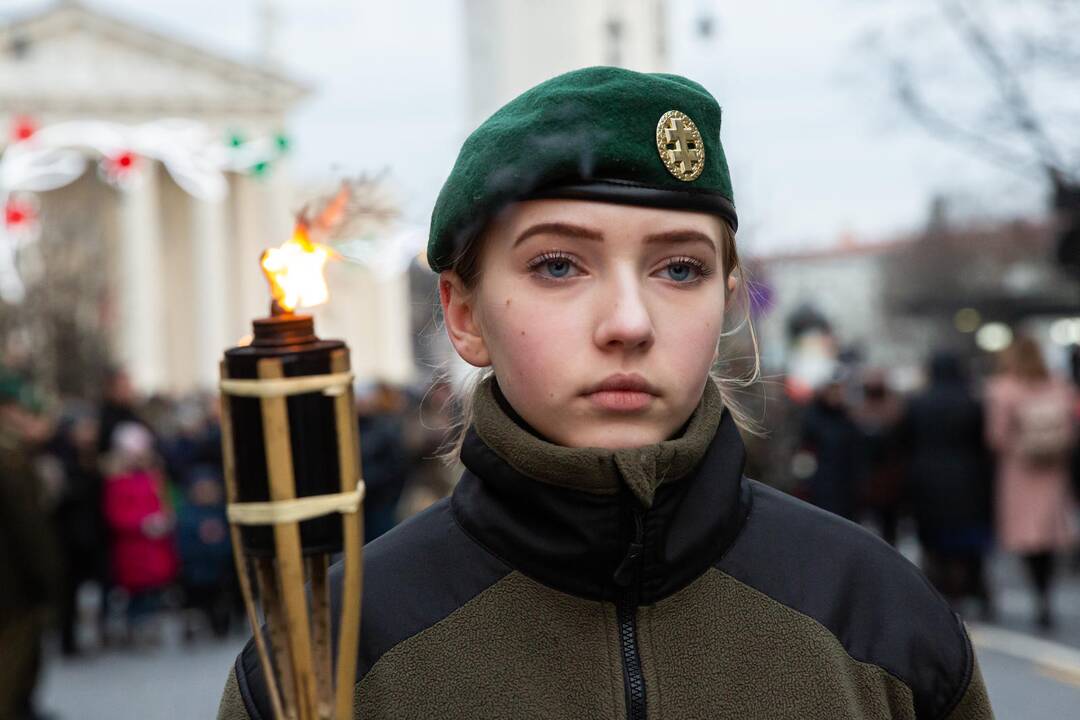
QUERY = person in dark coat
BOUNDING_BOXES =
[97,368,144,456]
[900,352,994,618]
[0,377,61,720]
[176,469,233,639]
[47,408,107,656]
[797,374,862,520]
[851,369,906,546]
[358,383,408,542]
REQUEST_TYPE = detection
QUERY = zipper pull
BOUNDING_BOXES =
[613,510,645,587]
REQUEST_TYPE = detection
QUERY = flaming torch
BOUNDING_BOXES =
[218,186,370,720]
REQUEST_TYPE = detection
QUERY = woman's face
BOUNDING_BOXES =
[440,199,734,449]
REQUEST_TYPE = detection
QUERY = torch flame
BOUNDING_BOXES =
[260,223,334,314]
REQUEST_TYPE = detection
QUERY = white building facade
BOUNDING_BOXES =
[753,242,936,376]
[0,2,418,394]
[463,0,670,125]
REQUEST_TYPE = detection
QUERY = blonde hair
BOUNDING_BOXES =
[431,218,763,466]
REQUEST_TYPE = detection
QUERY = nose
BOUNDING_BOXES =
[592,270,654,352]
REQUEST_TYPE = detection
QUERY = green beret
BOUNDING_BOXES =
[427,66,737,273]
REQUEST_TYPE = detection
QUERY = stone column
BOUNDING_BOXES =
[191,194,230,389]
[230,173,276,335]
[115,162,166,393]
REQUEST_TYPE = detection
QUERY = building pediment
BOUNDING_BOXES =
[0,2,308,117]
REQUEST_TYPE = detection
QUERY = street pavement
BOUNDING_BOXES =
[967,552,1080,718]
[40,627,243,720]
[37,551,1080,719]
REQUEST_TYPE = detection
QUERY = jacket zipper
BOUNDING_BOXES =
[613,508,647,720]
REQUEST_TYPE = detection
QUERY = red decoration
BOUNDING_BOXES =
[10,116,37,142]
[4,197,35,228]
[99,150,142,188]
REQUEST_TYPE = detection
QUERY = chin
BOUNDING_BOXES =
[564,424,668,450]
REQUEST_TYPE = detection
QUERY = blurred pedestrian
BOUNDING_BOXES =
[851,369,906,545]
[0,374,61,720]
[46,407,107,656]
[101,421,178,644]
[165,398,222,487]
[985,336,1079,629]
[358,382,408,542]
[901,353,994,618]
[798,372,861,520]
[176,469,233,640]
[97,368,145,456]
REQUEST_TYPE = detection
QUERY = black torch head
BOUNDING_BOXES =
[223,314,349,557]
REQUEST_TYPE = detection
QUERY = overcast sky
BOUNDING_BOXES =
[8,0,1051,255]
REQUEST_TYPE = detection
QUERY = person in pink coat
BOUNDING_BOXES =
[101,421,178,639]
[985,335,1079,629]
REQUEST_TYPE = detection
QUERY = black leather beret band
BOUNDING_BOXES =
[527,178,739,233]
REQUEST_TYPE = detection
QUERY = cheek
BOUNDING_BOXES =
[659,298,724,364]
[482,293,585,380]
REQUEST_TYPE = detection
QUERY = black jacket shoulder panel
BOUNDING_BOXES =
[235,646,266,720]
[716,480,970,720]
[348,497,512,678]
[233,497,512,719]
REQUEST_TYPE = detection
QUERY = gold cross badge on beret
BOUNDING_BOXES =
[656,110,705,181]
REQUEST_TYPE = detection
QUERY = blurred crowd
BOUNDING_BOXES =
[0,367,457,720]
[766,337,1080,630]
[1,339,1079,719]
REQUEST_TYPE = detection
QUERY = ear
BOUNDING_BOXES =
[439,271,491,368]
[726,273,737,296]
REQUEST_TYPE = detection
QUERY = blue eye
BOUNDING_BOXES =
[667,263,692,282]
[529,252,580,280]
[546,259,572,278]
[662,258,707,283]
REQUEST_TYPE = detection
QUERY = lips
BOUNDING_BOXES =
[583,374,658,412]
[583,373,659,396]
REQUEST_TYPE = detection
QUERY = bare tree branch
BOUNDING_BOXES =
[890,59,1044,180]
[938,0,1066,179]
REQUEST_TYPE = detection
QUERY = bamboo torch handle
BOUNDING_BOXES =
[331,349,364,720]
[259,357,319,720]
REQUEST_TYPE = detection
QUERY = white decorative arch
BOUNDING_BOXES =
[0,119,286,302]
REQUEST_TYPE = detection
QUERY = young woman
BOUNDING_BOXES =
[219,67,991,719]
[985,336,1078,629]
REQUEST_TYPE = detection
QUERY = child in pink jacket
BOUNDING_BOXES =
[102,421,177,636]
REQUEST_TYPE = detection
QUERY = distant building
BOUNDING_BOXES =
[750,238,932,374]
[751,216,1080,379]
[0,1,304,394]
[463,0,669,126]
[0,1,417,394]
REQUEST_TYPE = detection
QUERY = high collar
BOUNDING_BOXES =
[452,377,749,604]
[471,376,724,508]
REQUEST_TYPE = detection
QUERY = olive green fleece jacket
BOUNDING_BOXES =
[219,377,993,719]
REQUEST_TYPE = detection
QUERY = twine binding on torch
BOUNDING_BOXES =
[219,371,354,398]
[227,480,366,525]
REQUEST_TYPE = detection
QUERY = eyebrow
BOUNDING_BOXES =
[513,223,717,253]
[513,222,603,247]
[644,230,717,254]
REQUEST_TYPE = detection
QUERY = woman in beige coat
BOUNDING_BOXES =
[985,336,1079,629]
